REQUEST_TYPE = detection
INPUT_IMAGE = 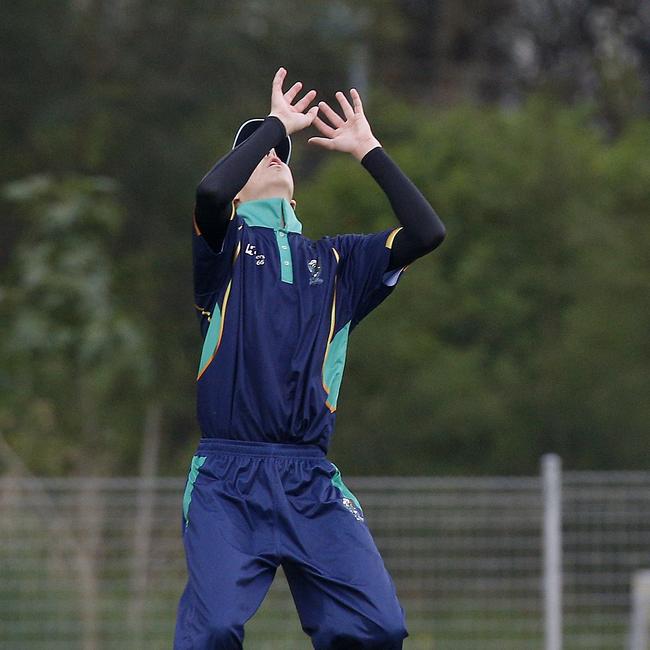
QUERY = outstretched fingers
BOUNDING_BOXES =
[350,88,364,114]
[272,67,286,96]
[308,136,336,150]
[317,101,344,128]
[311,115,337,137]
[305,105,319,124]
[293,89,317,112]
[284,81,303,104]
[335,91,355,119]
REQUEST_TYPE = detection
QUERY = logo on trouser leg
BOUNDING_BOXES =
[342,497,364,522]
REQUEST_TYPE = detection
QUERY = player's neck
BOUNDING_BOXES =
[237,197,303,233]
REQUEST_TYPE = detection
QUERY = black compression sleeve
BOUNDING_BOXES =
[194,115,287,250]
[360,146,446,271]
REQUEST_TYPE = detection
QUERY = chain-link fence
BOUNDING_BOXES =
[2,457,650,649]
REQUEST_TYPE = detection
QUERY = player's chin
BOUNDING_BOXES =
[273,165,292,181]
[275,170,294,192]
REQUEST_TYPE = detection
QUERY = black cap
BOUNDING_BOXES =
[232,118,292,164]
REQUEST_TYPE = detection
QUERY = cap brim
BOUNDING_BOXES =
[232,118,291,164]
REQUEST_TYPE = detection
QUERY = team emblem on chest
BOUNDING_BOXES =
[307,258,323,285]
[245,243,265,266]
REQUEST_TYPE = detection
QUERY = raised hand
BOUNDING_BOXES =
[308,89,382,161]
[269,67,319,136]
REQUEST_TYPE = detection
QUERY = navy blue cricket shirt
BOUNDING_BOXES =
[193,197,406,453]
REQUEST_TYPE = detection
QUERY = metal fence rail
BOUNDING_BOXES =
[563,471,650,649]
[1,462,649,649]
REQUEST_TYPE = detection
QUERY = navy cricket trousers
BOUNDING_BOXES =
[173,438,408,649]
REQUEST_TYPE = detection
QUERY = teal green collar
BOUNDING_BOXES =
[237,197,303,234]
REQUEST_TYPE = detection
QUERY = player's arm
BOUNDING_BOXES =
[195,67,318,251]
[359,146,446,270]
[194,117,287,250]
[309,88,446,270]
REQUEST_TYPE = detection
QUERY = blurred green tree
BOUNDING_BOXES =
[1,0,649,475]
[0,175,152,474]
[300,94,650,474]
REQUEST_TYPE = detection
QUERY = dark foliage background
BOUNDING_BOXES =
[1,0,649,476]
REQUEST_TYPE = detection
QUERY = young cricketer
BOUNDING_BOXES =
[174,67,446,650]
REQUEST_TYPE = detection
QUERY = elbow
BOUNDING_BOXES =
[196,181,227,207]
[398,220,447,259]
[419,207,447,251]
[435,223,447,247]
[425,222,446,251]
[409,226,446,260]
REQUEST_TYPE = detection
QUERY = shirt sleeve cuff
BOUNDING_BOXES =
[265,115,288,140]
[360,145,387,170]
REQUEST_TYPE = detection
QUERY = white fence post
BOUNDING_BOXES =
[630,570,650,650]
[542,453,563,650]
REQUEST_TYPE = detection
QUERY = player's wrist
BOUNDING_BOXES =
[351,137,382,161]
[268,112,292,135]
